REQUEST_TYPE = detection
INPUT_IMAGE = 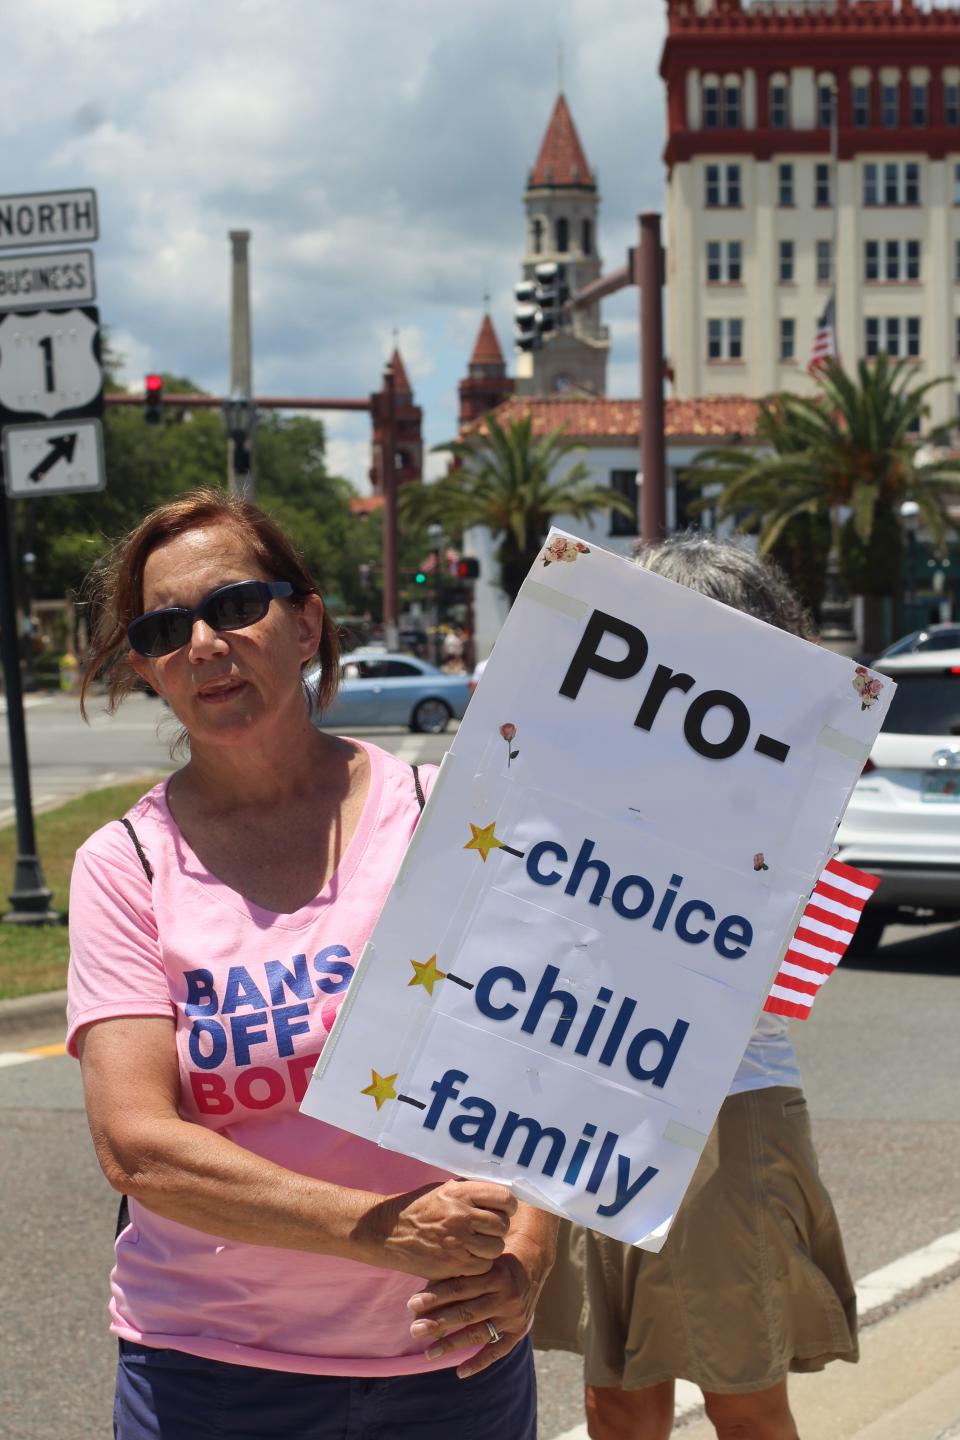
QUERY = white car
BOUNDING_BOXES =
[834,648,960,950]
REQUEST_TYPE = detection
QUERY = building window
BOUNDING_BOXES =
[881,82,899,127]
[865,239,923,282]
[906,239,921,280]
[707,317,743,361]
[531,219,543,255]
[818,81,835,129]
[703,80,721,128]
[864,240,879,282]
[770,79,790,128]
[853,82,871,128]
[705,163,741,208]
[609,471,638,537]
[815,163,832,207]
[911,82,928,127]
[886,239,902,281]
[724,81,742,129]
[779,317,796,362]
[816,239,833,284]
[555,217,569,253]
[865,316,921,358]
[864,161,921,206]
[954,162,960,204]
[777,163,794,206]
[946,81,960,126]
[778,239,795,284]
[581,219,592,255]
[706,239,742,283]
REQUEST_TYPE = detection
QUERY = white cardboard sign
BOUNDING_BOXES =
[302,531,893,1248]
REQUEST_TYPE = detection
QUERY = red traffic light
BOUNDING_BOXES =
[456,557,480,580]
[144,374,164,425]
[145,373,163,395]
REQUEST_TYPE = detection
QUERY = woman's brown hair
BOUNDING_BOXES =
[79,488,340,719]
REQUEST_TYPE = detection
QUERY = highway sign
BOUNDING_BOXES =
[0,249,95,313]
[0,306,103,425]
[2,418,105,497]
[0,189,98,251]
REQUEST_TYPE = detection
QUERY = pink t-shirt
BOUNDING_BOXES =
[67,741,468,1377]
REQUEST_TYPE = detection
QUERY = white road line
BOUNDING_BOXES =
[547,1228,960,1440]
[0,1050,44,1068]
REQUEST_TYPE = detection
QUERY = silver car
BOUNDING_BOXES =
[835,648,960,950]
[311,652,470,734]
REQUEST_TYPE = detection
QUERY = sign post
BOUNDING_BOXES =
[0,186,101,923]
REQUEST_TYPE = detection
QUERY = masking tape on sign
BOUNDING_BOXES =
[519,579,590,620]
[817,725,872,764]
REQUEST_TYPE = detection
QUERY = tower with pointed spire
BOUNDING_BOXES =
[516,94,609,399]
[458,313,514,430]
[369,348,423,494]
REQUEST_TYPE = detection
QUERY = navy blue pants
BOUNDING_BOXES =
[115,1337,536,1440]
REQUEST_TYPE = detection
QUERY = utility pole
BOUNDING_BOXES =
[380,365,400,651]
[639,212,667,544]
[227,230,255,500]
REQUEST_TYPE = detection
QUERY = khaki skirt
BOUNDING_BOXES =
[533,1086,858,1395]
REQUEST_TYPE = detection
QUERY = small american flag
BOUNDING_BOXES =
[807,294,837,374]
[764,858,880,1020]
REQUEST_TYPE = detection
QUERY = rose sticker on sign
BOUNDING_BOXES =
[302,531,893,1249]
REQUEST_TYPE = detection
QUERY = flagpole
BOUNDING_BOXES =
[830,80,839,352]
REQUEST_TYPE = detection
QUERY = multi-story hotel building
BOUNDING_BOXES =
[660,0,960,426]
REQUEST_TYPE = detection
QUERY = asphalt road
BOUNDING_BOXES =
[1,704,957,1438]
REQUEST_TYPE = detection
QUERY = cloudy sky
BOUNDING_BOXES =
[5,0,668,489]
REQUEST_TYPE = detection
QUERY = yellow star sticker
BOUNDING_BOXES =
[409,955,446,996]
[464,821,504,862]
[360,1069,398,1110]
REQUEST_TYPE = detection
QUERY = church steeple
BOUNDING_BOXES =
[459,313,514,429]
[517,94,609,399]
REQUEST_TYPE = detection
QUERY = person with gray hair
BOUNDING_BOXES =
[534,533,858,1440]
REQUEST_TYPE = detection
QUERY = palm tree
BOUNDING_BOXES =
[402,413,635,601]
[685,356,960,647]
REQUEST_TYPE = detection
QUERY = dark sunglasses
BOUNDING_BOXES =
[127,579,295,658]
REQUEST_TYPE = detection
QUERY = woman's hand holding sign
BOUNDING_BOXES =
[407,1204,559,1377]
[367,1177,518,1278]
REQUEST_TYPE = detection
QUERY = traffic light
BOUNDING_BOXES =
[456,557,480,580]
[144,373,163,425]
[414,569,427,585]
[514,280,540,352]
[534,262,558,334]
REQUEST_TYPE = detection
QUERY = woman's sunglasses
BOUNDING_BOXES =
[127,579,294,658]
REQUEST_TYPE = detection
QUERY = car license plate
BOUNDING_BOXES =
[922,771,960,802]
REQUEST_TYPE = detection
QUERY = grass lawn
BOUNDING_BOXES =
[0,779,163,1000]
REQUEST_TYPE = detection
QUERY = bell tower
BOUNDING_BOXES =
[516,94,609,398]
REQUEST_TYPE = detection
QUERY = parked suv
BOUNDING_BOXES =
[835,649,960,950]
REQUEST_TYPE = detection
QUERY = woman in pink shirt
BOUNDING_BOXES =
[68,490,555,1440]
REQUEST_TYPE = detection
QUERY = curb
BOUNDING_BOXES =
[0,988,67,1039]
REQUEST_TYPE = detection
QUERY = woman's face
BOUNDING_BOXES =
[127,522,323,747]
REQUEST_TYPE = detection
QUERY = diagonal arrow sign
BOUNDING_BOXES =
[28,432,77,484]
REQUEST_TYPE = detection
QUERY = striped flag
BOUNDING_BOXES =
[763,858,880,1020]
[807,293,837,374]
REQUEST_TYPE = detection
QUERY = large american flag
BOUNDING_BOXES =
[764,858,880,1020]
[807,293,838,374]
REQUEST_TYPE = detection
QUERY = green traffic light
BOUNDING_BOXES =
[414,572,427,584]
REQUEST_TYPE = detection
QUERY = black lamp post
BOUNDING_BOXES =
[428,523,445,668]
[21,550,36,693]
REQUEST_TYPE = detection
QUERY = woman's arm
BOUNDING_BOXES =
[78,1015,516,1279]
[406,1201,561,1377]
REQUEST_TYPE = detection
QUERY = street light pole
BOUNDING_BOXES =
[380,365,400,651]
[0,500,56,923]
[639,212,667,544]
[228,230,255,499]
[21,550,36,693]
[428,523,445,668]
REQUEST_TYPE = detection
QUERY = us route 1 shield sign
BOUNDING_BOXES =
[0,305,103,426]
[2,418,105,497]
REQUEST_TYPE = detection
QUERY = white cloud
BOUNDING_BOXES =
[3,0,669,488]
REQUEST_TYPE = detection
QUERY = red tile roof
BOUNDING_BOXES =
[477,395,760,441]
[389,348,412,396]
[469,314,505,367]
[530,94,595,189]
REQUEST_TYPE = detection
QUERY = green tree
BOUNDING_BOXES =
[685,356,960,644]
[403,413,634,601]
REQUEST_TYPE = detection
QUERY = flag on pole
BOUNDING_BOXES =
[808,294,837,374]
[763,858,880,1020]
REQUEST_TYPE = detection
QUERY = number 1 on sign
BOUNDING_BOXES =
[39,337,55,393]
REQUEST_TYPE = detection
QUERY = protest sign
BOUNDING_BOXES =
[301,531,893,1248]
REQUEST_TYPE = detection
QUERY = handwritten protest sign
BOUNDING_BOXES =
[301,531,893,1248]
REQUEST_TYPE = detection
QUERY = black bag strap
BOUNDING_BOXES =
[119,817,154,883]
[411,763,426,813]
